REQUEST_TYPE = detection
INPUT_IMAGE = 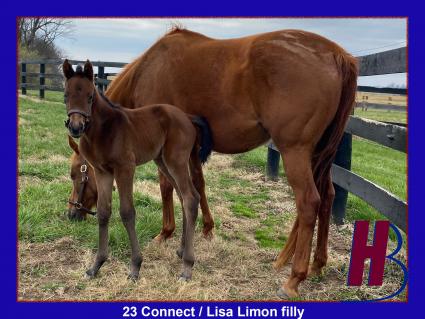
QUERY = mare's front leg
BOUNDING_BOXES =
[154,169,176,242]
[115,165,143,280]
[86,169,114,278]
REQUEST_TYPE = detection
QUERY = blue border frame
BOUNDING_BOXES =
[4,2,425,318]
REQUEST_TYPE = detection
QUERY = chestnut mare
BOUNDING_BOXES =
[102,28,358,298]
[63,60,213,281]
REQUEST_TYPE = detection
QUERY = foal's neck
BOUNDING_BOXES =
[83,90,123,139]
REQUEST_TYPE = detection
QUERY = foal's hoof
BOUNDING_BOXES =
[127,273,139,282]
[176,249,183,259]
[85,269,97,279]
[178,274,191,282]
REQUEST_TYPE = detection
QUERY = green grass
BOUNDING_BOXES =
[255,216,288,249]
[23,89,65,104]
[219,174,270,219]
[354,108,406,124]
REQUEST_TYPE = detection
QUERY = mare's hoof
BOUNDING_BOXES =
[127,273,139,282]
[277,287,289,299]
[276,286,298,299]
[85,269,97,279]
[176,249,183,259]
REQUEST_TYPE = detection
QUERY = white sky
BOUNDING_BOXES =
[56,18,407,88]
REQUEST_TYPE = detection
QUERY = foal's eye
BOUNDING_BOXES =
[88,95,93,103]
[64,93,68,103]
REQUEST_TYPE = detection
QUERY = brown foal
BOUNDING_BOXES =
[62,59,213,281]
[67,132,214,240]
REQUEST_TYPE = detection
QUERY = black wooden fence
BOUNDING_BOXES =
[19,59,126,97]
[266,47,407,232]
[18,48,407,232]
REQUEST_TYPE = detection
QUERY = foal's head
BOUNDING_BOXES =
[63,59,95,138]
[67,135,98,221]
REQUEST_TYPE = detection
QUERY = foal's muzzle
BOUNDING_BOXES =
[68,207,85,221]
[65,111,90,138]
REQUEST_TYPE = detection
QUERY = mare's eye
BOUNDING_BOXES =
[88,95,93,103]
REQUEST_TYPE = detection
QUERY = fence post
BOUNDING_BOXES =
[97,66,104,92]
[21,63,27,95]
[39,63,45,99]
[332,132,352,225]
[266,144,280,181]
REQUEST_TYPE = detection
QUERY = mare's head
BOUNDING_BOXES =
[67,135,98,221]
[63,59,95,138]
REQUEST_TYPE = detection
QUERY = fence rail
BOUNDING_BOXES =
[267,47,407,232]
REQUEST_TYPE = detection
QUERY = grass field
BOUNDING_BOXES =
[18,91,406,301]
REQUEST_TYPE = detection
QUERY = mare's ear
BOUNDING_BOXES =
[84,60,94,82]
[63,59,75,79]
[68,135,79,155]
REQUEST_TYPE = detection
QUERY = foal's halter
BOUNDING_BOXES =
[64,90,95,129]
[68,160,96,216]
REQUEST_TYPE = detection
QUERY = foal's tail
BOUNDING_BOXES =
[190,116,214,164]
[312,52,358,195]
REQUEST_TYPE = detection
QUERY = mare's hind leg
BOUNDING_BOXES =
[86,169,114,278]
[154,169,176,242]
[114,165,143,280]
[190,147,214,238]
[276,147,321,298]
[309,173,334,277]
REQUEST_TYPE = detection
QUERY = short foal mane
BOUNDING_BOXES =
[98,91,122,109]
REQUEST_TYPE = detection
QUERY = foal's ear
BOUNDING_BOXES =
[84,60,94,82]
[68,135,79,155]
[63,59,75,79]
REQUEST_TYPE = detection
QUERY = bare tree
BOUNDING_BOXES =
[18,18,74,50]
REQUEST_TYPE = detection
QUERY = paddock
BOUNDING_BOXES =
[18,88,406,300]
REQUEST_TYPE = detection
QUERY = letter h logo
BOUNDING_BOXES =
[347,220,390,286]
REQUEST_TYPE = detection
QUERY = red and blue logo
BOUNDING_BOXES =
[347,221,408,301]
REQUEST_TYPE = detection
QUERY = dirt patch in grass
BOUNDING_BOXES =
[18,153,407,301]
[22,154,68,165]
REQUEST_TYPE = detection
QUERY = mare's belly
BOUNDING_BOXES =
[207,117,270,154]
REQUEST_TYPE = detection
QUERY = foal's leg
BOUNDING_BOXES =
[276,147,321,298]
[169,164,200,281]
[86,170,114,278]
[189,150,214,238]
[115,165,143,280]
[154,159,186,258]
[154,169,176,242]
[309,173,334,277]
